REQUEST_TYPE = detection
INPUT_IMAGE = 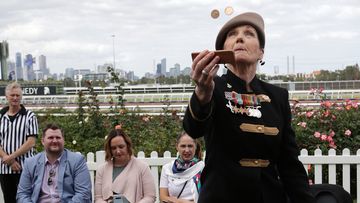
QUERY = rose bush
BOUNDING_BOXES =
[292,89,360,154]
[35,88,360,156]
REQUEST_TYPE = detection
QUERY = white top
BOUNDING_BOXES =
[160,160,204,201]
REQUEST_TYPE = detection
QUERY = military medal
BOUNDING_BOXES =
[225,101,262,118]
[246,106,262,118]
[224,91,270,118]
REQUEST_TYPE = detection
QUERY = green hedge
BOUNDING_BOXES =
[36,110,183,156]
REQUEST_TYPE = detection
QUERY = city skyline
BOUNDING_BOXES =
[9,51,191,79]
[1,0,359,77]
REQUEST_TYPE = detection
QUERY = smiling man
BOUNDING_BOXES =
[16,123,92,203]
[0,82,38,203]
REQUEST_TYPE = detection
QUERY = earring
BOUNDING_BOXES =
[259,60,265,66]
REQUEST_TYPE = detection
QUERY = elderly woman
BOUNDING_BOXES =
[95,129,156,203]
[159,132,204,203]
[183,12,315,203]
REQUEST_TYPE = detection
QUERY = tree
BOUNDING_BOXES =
[63,77,76,87]
[342,65,360,80]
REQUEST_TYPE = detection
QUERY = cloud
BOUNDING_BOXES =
[309,31,359,40]
[0,0,359,77]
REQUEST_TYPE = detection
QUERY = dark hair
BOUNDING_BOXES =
[42,123,64,138]
[176,131,202,160]
[104,129,133,161]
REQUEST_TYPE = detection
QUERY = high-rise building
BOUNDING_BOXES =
[15,52,23,79]
[169,67,176,77]
[65,68,74,79]
[174,63,181,76]
[7,61,15,80]
[144,72,155,79]
[126,71,135,81]
[0,41,9,80]
[38,55,49,75]
[115,68,126,79]
[34,70,44,81]
[24,54,35,80]
[74,69,91,76]
[156,63,161,76]
[97,63,112,73]
[161,58,166,76]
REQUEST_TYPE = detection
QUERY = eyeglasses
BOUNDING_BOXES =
[47,168,56,186]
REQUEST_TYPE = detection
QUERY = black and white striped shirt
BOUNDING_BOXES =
[0,105,38,174]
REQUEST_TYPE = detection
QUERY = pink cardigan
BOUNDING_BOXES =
[95,156,156,203]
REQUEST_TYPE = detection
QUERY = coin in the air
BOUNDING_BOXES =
[224,6,234,15]
[211,9,220,19]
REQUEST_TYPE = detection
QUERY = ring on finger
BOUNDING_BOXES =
[201,69,209,76]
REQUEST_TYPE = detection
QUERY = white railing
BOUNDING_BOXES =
[299,148,360,199]
[0,148,358,203]
[87,148,359,203]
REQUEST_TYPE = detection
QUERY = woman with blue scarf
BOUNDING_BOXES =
[160,132,204,203]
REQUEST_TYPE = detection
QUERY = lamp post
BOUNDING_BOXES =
[111,34,116,69]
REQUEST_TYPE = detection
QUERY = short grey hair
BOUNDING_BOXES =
[5,82,22,96]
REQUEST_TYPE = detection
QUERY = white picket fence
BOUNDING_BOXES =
[0,148,359,203]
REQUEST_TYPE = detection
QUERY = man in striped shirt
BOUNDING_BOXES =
[0,82,38,203]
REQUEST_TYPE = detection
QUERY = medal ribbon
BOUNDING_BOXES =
[226,91,260,106]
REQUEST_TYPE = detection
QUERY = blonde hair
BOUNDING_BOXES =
[5,82,22,96]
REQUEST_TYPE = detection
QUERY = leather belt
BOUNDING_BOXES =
[239,123,279,136]
[239,158,270,168]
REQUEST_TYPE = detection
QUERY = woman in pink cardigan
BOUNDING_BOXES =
[95,129,156,203]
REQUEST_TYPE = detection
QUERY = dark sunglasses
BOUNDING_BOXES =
[47,168,56,186]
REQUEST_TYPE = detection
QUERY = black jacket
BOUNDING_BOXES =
[183,71,315,203]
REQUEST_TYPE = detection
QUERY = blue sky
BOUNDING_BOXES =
[1,0,359,77]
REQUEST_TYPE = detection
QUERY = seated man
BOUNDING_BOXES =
[17,123,92,203]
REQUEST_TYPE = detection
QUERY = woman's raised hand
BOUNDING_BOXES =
[191,50,220,105]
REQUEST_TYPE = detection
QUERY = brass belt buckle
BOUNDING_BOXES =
[239,158,270,168]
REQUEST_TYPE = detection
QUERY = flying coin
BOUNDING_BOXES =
[211,9,220,19]
[224,6,234,15]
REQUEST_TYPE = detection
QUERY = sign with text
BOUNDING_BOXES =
[0,86,57,96]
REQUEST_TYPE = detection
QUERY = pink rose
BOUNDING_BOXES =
[142,116,150,122]
[297,122,307,128]
[329,141,337,149]
[326,136,333,142]
[329,130,335,137]
[322,101,332,108]
[306,111,314,118]
[336,107,343,111]
[314,132,321,138]
[323,110,330,117]
[320,134,327,141]
[344,129,352,137]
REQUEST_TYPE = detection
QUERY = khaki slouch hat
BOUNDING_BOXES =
[215,12,265,50]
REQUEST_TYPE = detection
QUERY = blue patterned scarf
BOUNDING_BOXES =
[172,156,199,174]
